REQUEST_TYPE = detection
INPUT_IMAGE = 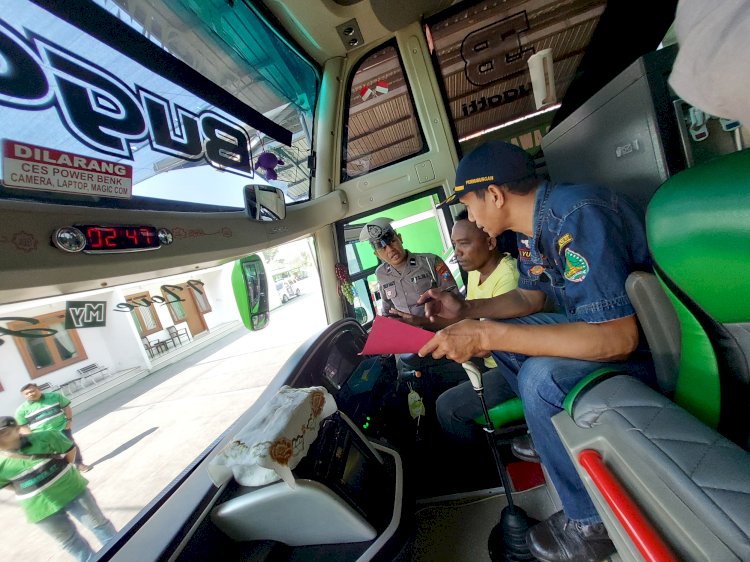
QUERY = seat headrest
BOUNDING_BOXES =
[647,148,750,323]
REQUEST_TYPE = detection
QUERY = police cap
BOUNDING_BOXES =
[359,217,398,249]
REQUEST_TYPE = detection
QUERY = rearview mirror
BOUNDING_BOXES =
[244,184,286,221]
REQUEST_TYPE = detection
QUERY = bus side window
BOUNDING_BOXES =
[342,42,427,181]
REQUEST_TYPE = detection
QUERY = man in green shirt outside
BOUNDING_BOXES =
[0,416,115,561]
[16,383,91,472]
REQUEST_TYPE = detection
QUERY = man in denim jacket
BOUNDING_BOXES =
[420,141,653,562]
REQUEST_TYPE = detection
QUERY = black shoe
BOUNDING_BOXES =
[511,433,540,462]
[527,510,616,562]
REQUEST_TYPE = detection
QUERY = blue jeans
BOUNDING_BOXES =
[36,489,116,562]
[437,313,655,523]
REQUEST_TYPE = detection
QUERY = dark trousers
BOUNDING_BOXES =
[62,428,84,465]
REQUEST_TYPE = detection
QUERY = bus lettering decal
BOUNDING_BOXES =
[186,280,205,295]
[0,20,52,108]
[0,317,58,347]
[0,18,260,179]
[36,39,146,158]
[139,89,202,161]
[201,113,252,174]
[113,281,207,312]
[460,86,533,117]
[461,12,533,87]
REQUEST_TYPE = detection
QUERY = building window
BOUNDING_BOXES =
[10,312,87,378]
[126,292,163,337]
[163,288,188,323]
[191,284,212,314]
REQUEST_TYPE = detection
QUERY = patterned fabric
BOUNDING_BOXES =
[209,386,337,488]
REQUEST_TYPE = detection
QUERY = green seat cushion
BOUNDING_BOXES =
[474,397,524,429]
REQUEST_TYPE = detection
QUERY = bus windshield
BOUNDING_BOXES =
[4,1,748,561]
[0,0,320,208]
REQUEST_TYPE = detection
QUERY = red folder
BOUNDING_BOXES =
[360,315,434,355]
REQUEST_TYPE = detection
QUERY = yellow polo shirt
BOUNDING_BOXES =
[467,253,519,368]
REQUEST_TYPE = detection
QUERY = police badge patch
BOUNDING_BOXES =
[563,248,589,282]
[435,260,451,280]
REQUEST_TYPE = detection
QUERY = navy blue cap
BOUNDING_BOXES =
[438,141,536,207]
[0,417,17,430]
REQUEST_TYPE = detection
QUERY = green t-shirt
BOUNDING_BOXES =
[15,392,71,432]
[0,431,88,523]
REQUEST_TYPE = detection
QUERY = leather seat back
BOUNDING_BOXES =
[647,148,750,447]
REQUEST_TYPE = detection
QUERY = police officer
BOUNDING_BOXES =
[360,217,456,317]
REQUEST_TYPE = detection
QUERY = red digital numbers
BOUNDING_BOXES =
[88,227,118,248]
[102,227,117,248]
[83,226,158,250]
[124,228,139,245]
[86,226,104,249]
[139,227,155,244]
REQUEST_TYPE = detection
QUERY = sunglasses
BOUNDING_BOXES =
[371,230,398,249]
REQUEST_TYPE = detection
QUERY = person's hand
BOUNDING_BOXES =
[417,288,467,321]
[65,419,72,430]
[418,319,490,363]
[388,308,427,328]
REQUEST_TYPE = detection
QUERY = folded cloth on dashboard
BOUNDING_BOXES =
[208,386,337,488]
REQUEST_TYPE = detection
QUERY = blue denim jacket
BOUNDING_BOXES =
[517,181,651,323]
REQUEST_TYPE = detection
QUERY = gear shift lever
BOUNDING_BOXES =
[462,362,534,561]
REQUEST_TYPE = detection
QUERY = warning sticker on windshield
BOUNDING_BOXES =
[3,140,133,199]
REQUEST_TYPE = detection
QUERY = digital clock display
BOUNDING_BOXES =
[80,225,160,252]
[52,224,173,254]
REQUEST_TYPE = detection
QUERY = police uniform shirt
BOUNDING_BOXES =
[516,181,651,324]
[376,251,457,316]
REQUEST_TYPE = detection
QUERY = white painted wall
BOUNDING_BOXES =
[0,264,241,415]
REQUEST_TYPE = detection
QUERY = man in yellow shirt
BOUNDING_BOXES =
[436,210,519,442]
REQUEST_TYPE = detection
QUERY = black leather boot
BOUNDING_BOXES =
[511,432,540,462]
[527,510,616,562]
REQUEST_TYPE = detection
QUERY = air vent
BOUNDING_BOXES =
[336,19,364,50]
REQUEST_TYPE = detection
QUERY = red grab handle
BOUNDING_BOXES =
[578,449,678,562]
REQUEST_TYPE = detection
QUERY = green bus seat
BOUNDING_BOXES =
[551,151,750,559]
[647,148,750,447]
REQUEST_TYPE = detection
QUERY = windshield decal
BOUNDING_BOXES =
[0,317,57,346]
[0,21,259,177]
[65,301,107,329]
[0,1,294,189]
[3,139,134,198]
